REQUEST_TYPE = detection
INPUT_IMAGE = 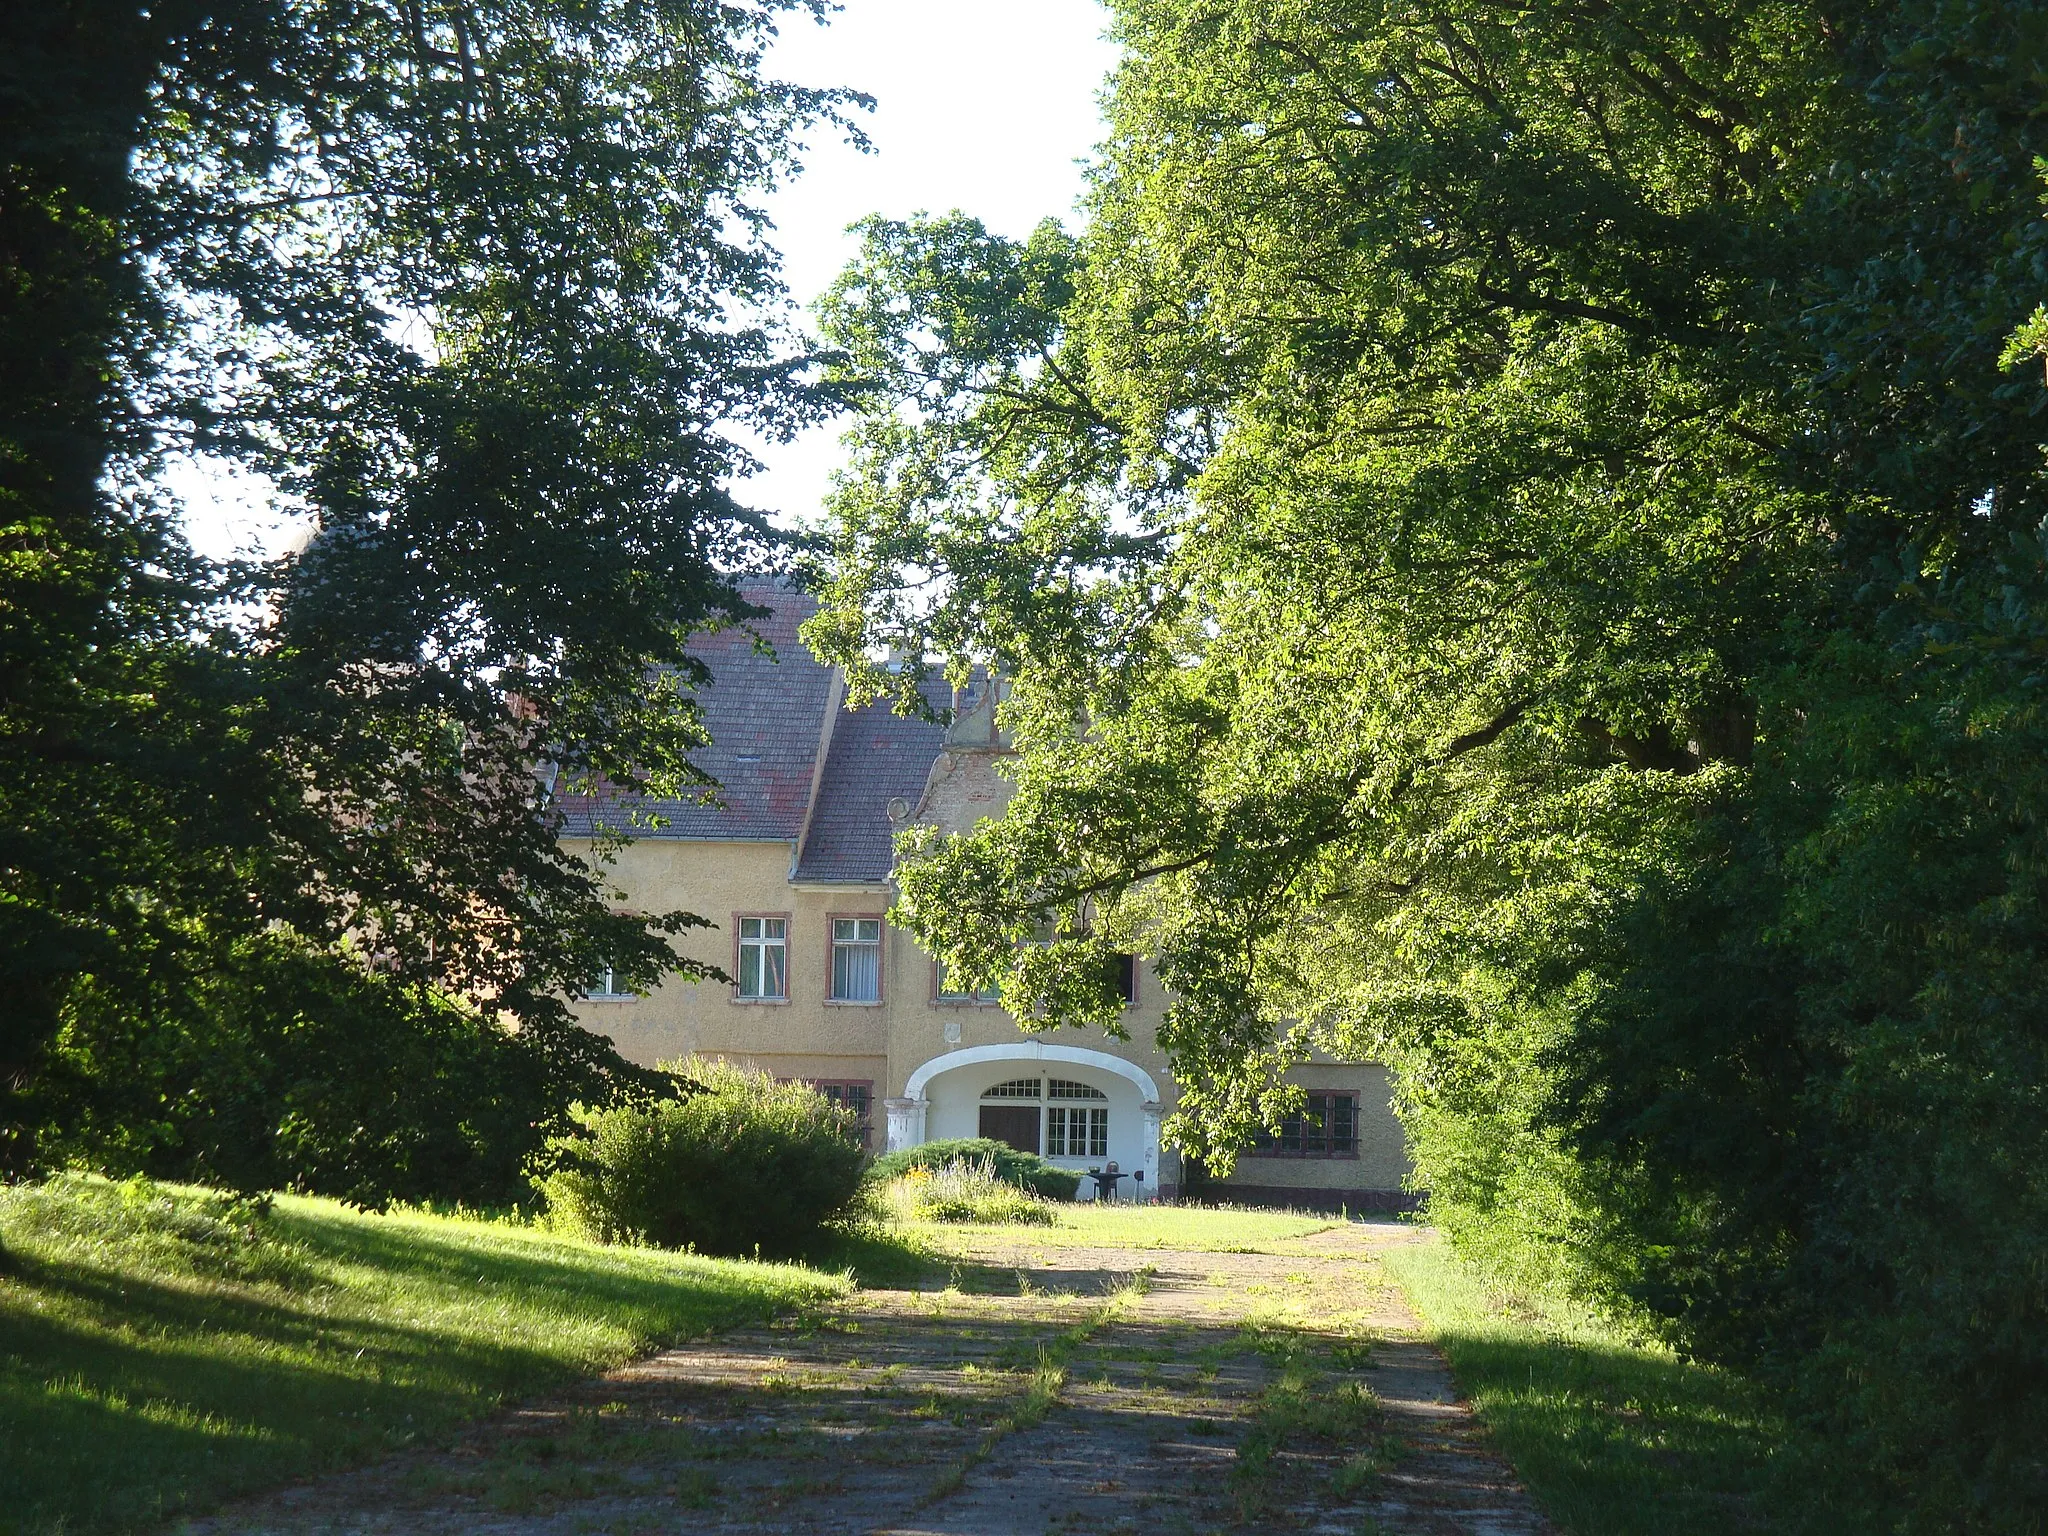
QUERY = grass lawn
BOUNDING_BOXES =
[891,1200,1343,1254]
[0,1176,850,1536]
[1376,1232,1786,1536]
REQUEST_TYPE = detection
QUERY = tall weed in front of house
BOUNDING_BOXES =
[538,1059,867,1256]
[879,1156,1058,1226]
[866,1138,1081,1200]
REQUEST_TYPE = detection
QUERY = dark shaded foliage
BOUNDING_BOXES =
[802,0,2048,1524]
[2,1,853,1199]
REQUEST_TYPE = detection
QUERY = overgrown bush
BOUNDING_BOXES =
[866,1137,1080,1200]
[879,1157,1057,1225]
[536,1060,865,1256]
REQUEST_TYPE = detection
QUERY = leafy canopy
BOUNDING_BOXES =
[806,0,2048,1522]
[2,0,857,1197]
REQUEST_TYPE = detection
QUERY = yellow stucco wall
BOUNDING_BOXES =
[563,836,891,1072]
[1208,1064,1410,1193]
[562,832,1411,1198]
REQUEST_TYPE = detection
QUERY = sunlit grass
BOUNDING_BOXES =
[1377,1233,1784,1535]
[875,1157,1058,1225]
[0,1175,846,1535]
[901,1199,1343,1253]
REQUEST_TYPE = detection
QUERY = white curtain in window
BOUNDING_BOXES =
[832,919,880,1001]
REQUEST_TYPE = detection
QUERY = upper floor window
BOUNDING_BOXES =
[1110,953,1137,1005]
[935,959,1001,1003]
[830,918,882,1002]
[1249,1092,1360,1158]
[736,915,788,999]
[582,965,634,1001]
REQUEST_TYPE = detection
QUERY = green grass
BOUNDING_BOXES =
[1376,1232,1785,1535]
[0,1175,849,1536]
[902,1200,1341,1252]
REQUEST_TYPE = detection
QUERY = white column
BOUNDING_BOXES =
[884,1096,928,1153]
[1140,1100,1162,1202]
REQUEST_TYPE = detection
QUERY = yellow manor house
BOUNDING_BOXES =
[559,582,1413,1209]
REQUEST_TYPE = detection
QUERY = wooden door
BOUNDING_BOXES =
[978,1104,1040,1154]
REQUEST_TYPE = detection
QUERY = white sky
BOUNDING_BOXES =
[742,0,1120,526]
[174,0,1120,563]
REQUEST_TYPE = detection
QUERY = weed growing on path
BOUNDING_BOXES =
[917,1268,1153,1507]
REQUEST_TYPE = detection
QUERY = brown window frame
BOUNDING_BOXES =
[824,912,886,1005]
[731,911,792,1004]
[1245,1092,1362,1160]
[1110,952,1139,1008]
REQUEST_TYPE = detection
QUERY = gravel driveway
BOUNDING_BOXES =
[183,1217,1550,1536]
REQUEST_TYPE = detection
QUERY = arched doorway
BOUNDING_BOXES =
[888,1043,1163,1199]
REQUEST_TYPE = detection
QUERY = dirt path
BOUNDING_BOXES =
[183,1219,1550,1536]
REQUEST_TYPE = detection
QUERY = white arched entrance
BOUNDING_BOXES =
[887,1042,1163,1200]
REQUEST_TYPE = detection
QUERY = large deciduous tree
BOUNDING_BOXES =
[1,0,852,1200]
[806,0,2048,1521]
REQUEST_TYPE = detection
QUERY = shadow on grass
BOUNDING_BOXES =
[794,1223,938,1290]
[1379,1238,1785,1536]
[0,1197,838,1536]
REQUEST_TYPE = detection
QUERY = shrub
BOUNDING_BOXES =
[866,1137,1081,1200]
[880,1157,1057,1225]
[537,1060,865,1256]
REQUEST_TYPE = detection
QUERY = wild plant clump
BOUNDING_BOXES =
[881,1157,1058,1226]
[866,1137,1081,1200]
[537,1060,866,1257]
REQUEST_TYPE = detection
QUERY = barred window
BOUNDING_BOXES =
[812,1080,873,1149]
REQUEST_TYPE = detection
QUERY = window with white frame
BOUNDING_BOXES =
[981,1077,1042,1099]
[1046,1105,1108,1158]
[1046,1078,1109,1157]
[736,916,788,999]
[582,965,634,1001]
[830,918,882,1001]
[935,959,1001,1002]
[1047,1078,1107,1101]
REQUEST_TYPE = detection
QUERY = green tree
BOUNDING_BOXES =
[806,1,2048,1522]
[2,0,855,1196]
